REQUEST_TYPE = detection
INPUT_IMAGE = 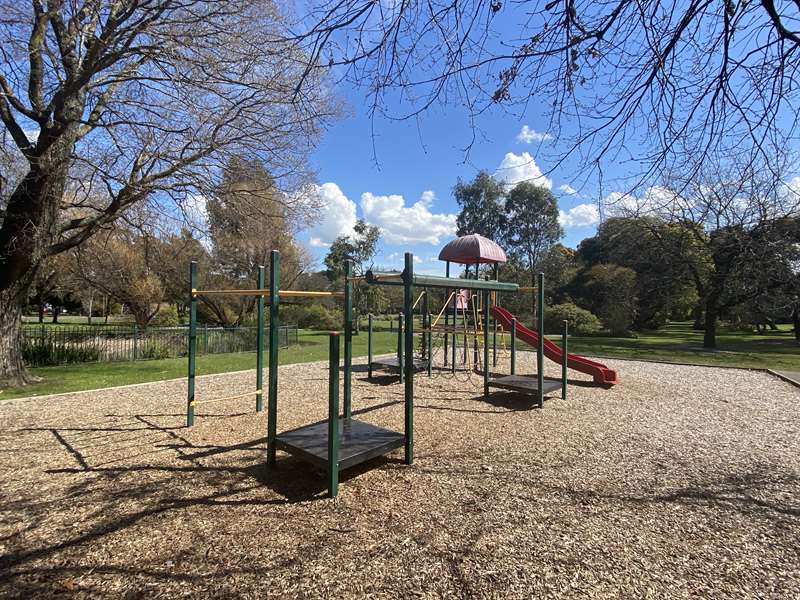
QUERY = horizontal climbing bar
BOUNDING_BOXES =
[366,270,520,293]
[190,389,262,407]
[192,289,344,298]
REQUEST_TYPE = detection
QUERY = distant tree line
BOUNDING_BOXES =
[453,158,800,348]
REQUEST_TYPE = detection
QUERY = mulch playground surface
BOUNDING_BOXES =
[1,353,798,598]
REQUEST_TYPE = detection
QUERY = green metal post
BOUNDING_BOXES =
[451,285,457,373]
[403,252,414,465]
[327,332,340,498]
[492,263,498,367]
[343,260,353,418]
[186,261,198,427]
[397,313,404,383]
[444,261,450,366]
[133,324,138,361]
[483,290,490,398]
[256,265,265,412]
[473,292,479,367]
[203,323,208,355]
[537,273,545,409]
[510,317,517,375]
[267,250,280,466]
[562,320,569,400]
[367,313,373,379]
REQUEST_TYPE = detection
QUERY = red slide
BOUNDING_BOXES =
[491,306,619,386]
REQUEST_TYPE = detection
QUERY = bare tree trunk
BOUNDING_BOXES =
[0,286,31,387]
[0,127,77,384]
[703,288,722,349]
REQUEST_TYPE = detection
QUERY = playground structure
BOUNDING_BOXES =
[188,252,411,498]
[366,233,618,401]
[186,234,618,497]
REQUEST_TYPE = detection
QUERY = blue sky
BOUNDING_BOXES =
[301,87,605,275]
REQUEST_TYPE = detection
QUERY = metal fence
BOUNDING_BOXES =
[20,323,299,366]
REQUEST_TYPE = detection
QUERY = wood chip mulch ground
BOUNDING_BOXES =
[0,352,798,598]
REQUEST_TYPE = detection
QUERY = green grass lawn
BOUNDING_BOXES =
[515,321,800,371]
[2,321,797,401]
[0,330,398,400]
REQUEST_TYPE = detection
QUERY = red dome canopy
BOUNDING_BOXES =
[438,234,507,265]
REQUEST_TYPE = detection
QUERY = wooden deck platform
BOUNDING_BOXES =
[274,418,405,470]
[487,374,562,395]
[370,356,428,373]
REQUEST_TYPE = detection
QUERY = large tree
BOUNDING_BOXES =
[0,1,333,384]
[577,217,705,328]
[70,228,164,328]
[324,219,385,321]
[503,181,563,313]
[201,156,312,326]
[453,171,506,241]
[614,154,800,348]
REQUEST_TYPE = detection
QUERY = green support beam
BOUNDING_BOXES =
[343,260,353,418]
[186,261,198,427]
[327,332,340,497]
[444,261,449,366]
[367,270,519,293]
[483,289,490,398]
[537,272,545,409]
[267,250,280,466]
[367,313,373,379]
[403,252,414,465]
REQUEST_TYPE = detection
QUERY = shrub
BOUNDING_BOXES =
[279,304,343,330]
[138,340,173,360]
[544,303,602,336]
[583,264,637,335]
[151,304,181,327]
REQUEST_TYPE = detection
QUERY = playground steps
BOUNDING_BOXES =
[369,356,428,373]
[487,374,562,395]
[274,418,405,471]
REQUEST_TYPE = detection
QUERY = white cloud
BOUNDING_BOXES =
[307,182,357,247]
[558,203,600,228]
[558,183,577,195]
[360,190,457,245]
[420,189,435,205]
[517,125,553,144]
[495,152,553,189]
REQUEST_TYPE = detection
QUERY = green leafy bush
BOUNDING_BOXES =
[544,303,602,336]
[279,304,343,330]
[151,304,181,327]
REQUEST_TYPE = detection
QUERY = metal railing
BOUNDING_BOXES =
[20,323,299,366]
